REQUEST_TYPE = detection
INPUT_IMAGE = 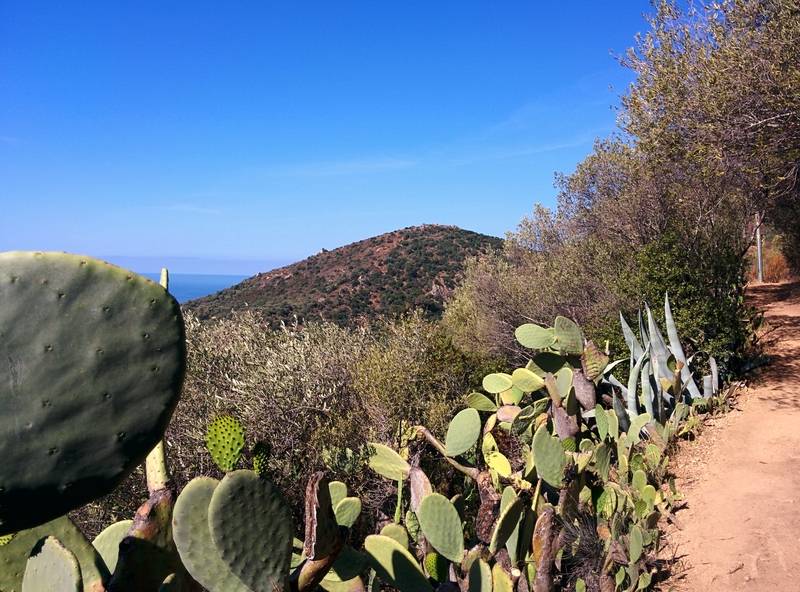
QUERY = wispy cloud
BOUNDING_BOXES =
[0,135,19,145]
[257,156,417,178]
[445,136,601,166]
[156,203,222,215]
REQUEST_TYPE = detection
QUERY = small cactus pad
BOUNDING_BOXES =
[334,498,362,529]
[628,525,643,564]
[580,341,609,381]
[511,367,545,393]
[21,537,81,592]
[514,324,555,350]
[367,443,410,481]
[172,477,250,592]
[91,519,133,574]
[489,497,524,554]
[532,425,567,487]
[364,535,431,592]
[466,392,497,412]
[379,524,410,549]
[328,481,348,509]
[482,373,513,394]
[0,515,108,592]
[445,409,481,457]
[492,563,514,592]
[251,441,270,476]
[553,316,583,355]
[208,470,293,592]
[324,545,368,582]
[0,252,185,533]
[206,415,245,473]
[424,552,449,582]
[468,558,492,592]
[417,493,464,563]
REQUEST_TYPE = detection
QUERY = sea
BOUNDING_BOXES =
[142,273,247,303]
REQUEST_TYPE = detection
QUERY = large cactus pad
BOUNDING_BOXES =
[0,252,185,534]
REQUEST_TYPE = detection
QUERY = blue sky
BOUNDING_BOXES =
[1,1,650,274]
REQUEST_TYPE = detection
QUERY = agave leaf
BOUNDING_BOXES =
[664,294,701,399]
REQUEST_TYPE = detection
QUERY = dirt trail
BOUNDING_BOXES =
[668,280,800,591]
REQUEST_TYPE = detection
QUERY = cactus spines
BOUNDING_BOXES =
[424,552,449,583]
[445,409,481,457]
[251,441,270,477]
[417,493,464,563]
[22,537,82,592]
[364,535,432,592]
[0,252,185,534]
[206,415,245,473]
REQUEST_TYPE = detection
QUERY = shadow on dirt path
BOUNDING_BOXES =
[667,280,800,591]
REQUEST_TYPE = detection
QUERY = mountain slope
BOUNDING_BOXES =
[186,224,502,325]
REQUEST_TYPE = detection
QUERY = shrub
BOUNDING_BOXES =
[74,310,501,534]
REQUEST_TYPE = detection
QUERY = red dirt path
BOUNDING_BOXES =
[667,280,800,591]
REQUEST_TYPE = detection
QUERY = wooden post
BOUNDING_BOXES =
[755,213,764,282]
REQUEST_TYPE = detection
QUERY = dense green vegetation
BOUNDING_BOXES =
[187,224,502,326]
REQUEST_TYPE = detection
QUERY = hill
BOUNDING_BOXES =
[186,224,502,325]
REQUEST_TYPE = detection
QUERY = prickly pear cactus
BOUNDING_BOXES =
[0,252,185,534]
[206,415,245,472]
[21,537,82,592]
[0,515,108,592]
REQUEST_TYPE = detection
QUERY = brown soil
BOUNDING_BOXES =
[666,280,800,591]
